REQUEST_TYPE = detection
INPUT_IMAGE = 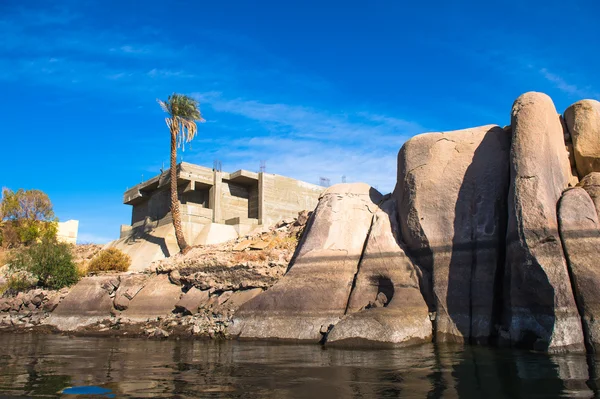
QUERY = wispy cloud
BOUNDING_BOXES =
[539,68,600,100]
[189,92,424,192]
[147,69,195,79]
[430,30,600,108]
[113,45,150,54]
[194,92,425,142]
[225,138,401,193]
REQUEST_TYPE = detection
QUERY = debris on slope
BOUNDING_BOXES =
[151,210,312,292]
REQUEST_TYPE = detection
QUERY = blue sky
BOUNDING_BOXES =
[1,0,599,244]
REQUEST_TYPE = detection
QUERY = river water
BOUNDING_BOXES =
[0,333,598,398]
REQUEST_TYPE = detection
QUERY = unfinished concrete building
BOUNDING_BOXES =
[109,162,323,270]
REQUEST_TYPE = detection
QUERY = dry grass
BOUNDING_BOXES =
[232,251,268,264]
[76,260,89,278]
[267,235,298,251]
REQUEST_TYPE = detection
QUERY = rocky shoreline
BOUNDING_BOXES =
[0,280,240,340]
[0,214,309,340]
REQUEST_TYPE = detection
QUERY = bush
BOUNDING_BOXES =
[0,275,32,297]
[10,238,78,289]
[88,248,131,273]
[1,188,58,248]
[6,275,33,292]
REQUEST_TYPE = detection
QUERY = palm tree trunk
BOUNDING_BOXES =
[170,126,189,254]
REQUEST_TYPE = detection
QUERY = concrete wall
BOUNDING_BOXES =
[57,220,78,244]
[248,184,259,219]
[179,162,214,186]
[221,181,252,222]
[131,188,170,226]
[132,186,213,229]
[259,173,322,225]
[181,187,209,208]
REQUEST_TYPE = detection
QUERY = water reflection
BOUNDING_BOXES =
[0,334,597,398]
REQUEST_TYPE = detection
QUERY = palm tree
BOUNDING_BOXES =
[158,94,204,254]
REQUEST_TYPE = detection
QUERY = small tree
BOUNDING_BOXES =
[1,188,57,247]
[10,238,78,289]
[158,94,204,254]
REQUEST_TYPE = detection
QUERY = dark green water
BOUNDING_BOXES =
[0,333,599,398]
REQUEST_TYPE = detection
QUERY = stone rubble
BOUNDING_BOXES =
[0,288,68,330]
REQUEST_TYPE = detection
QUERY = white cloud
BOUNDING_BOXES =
[147,69,195,79]
[189,92,422,193]
[118,45,147,54]
[230,140,400,193]
[539,68,600,99]
[193,92,425,143]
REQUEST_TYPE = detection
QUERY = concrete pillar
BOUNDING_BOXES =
[209,171,223,223]
[258,172,264,225]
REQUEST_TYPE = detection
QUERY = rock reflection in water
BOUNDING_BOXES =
[0,334,597,398]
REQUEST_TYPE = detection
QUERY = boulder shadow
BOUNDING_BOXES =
[447,126,514,345]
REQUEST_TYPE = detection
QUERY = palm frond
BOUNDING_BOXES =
[157,99,167,112]
[158,93,205,150]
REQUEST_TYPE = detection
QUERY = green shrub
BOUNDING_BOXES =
[88,248,131,273]
[6,275,33,292]
[10,238,78,289]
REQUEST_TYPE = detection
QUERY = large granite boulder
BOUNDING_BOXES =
[393,124,510,344]
[558,188,600,352]
[326,198,432,346]
[47,276,115,331]
[564,100,600,178]
[503,92,584,352]
[577,172,600,218]
[230,183,383,342]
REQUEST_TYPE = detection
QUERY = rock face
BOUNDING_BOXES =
[230,183,383,341]
[175,287,209,315]
[394,124,511,343]
[123,274,182,321]
[224,288,263,310]
[504,92,584,352]
[564,100,600,178]
[558,188,600,352]
[578,173,600,218]
[47,276,114,331]
[326,199,432,346]
[113,274,149,311]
